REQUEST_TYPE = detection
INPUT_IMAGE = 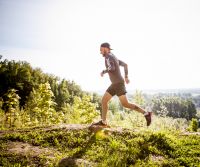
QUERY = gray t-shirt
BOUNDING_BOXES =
[103,53,128,84]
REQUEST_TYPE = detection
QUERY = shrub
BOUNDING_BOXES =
[189,118,198,132]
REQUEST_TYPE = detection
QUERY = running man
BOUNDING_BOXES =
[93,42,152,127]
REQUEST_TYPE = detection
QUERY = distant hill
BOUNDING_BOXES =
[140,88,200,96]
[91,88,200,96]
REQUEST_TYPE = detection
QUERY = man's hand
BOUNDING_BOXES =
[100,71,104,77]
[125,77,130,84]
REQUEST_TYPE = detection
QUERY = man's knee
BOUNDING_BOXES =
[101,97,109,105]
[101,92,112,105]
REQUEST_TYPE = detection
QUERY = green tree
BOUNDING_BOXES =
[3,89,20,127]
[0,59,33,106]
[25,83,57,125]
[0,97,4,128]
[109,100,119,114]
[91,93,102,111]
[133,90,145,106]
[189,118,198,132]
[67,81,83,104]
[55,79,70,110]
[0,57,85,114]
[152,96,197,120]
[69,95,99,124]
[186,99,197,120]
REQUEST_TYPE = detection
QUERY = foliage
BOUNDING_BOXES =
[91,92,102,112]
[65,95,99,124]
[109,99,119,114]
[108,109,189,131]
[152,96,197,120]
[2,89,20,127]
[133,90,145,106]
[0,127,200,166]
[0,56,200,166]
[188,118,198,132]
[0,57,101,128]
[196,109,200,118]
[193,95,200,108]
[24,83,57,125]
[0,57,85,110]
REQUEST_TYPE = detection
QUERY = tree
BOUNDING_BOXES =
[3,89,20,127]
[25,83,57,125]
[186,99,197,120]
[91,93,102,111]
[109,100,119,114]
[189,118,198,132]
[69,95,99,124]
[152,96,197,120]
[55,79,70,111]
[0,57,85,113]
[133,90,145,106]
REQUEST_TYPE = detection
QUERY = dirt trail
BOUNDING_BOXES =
[7,141,60,158]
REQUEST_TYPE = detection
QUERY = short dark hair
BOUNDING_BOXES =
[100,42,113,50]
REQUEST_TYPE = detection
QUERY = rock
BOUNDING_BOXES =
[7,141,59,158]
[58,157,94,167]
[88,124,109,133]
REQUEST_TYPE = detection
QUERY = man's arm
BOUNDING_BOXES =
[101,69,108,75]
[119,60,128,78]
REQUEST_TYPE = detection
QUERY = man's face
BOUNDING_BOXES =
[100,47,109,56]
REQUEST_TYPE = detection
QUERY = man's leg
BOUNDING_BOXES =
[118,95,145,114]
[101,92,113,123]
[118,95,152,126]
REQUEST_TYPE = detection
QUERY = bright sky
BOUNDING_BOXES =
[0,0,200,91]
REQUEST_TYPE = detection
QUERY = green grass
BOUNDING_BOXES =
[0,126,200,167]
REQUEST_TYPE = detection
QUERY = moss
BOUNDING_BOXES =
[0,153,37,167]
[0,127,200,166]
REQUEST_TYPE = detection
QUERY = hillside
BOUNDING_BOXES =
[1,58,200,167]
[0,124,200,167]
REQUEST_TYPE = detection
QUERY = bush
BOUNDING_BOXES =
[64,95,99,124]
[188,118,198,132]
[108,110,188,131]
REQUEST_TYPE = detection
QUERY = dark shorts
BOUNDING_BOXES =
[106,82,127,97]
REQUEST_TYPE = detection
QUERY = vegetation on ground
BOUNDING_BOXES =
[0,125,200,167]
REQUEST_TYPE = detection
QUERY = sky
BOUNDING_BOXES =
[0,0,200,92]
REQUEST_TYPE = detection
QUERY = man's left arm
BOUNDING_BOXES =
[119,60,130,84]
[119,60,128,78]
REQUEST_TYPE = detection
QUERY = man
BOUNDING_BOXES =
[93,42,152,127]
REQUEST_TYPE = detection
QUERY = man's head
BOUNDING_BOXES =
[100,42,112,56]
